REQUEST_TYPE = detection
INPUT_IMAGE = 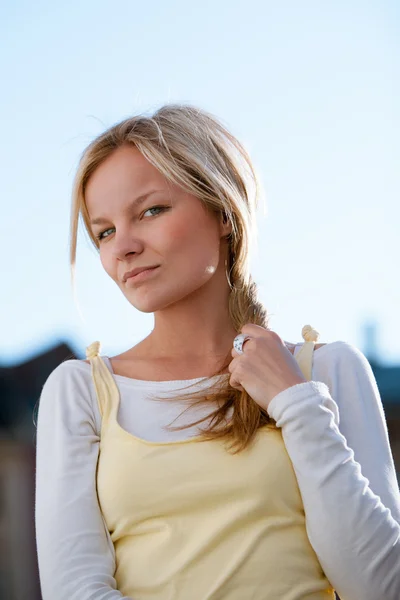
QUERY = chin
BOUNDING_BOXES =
[125,292,174,314]
[125,286,198,314]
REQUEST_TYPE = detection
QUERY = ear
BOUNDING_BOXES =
[220,211,233,239]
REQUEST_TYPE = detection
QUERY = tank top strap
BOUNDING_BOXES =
[294,325,320,381]
[86,341,120,422]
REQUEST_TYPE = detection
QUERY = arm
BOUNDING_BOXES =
[267,342,400,600]
[314,342,400,523]
[35,361,134,600]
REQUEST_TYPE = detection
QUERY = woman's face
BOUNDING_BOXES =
[85,145,231,314]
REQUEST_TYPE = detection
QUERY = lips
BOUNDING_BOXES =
[123,266,159,282]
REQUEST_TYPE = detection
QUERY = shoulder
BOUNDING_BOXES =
[309,340,377,398]
[44,357,92,384]
[293,339,372,384]
[37,358,100,430]
[39,358,95,406]
[312,340,370,369]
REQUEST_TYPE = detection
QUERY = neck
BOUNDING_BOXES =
[145,274,237,363]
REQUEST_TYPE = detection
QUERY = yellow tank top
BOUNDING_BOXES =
[87,326,335,600]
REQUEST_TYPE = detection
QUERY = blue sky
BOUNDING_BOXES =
[1,0,399,366]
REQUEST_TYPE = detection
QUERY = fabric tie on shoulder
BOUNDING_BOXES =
[86,340,101,360]
[302,325,320,343]
[85,340,119,421]
[295,325,320,381]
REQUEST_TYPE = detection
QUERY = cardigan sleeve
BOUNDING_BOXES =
[35,361,134,600]
[267,341,400,600]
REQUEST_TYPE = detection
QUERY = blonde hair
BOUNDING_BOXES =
[70,103,277,452]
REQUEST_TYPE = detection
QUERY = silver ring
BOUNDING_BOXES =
[233,333,251,354]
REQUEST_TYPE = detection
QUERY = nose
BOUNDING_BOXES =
[111,228,143,261]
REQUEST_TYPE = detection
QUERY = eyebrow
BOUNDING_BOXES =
[89,189,164,226]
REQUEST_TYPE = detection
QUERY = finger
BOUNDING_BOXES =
[229,375,244,392]
[241,323,269,336]
[228,356,240,372]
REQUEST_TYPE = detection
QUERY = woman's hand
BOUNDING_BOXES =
[228,324,307,410]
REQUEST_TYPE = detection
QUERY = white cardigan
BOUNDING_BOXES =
[35,340,400,600]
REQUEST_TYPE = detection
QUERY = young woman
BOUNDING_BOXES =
[35,104,400,600]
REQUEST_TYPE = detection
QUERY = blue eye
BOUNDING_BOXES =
[143,205,167,218]
[96,227,114,241]
[95,205,168,242]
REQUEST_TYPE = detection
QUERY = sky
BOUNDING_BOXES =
[1,0,399,367]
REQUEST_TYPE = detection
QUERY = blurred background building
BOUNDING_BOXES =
[0,343,76,599]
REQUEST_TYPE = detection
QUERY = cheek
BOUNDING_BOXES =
[163,220,191,246]
[164,223,221,281]
[99,251,116,280]
[164,217,217,254]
